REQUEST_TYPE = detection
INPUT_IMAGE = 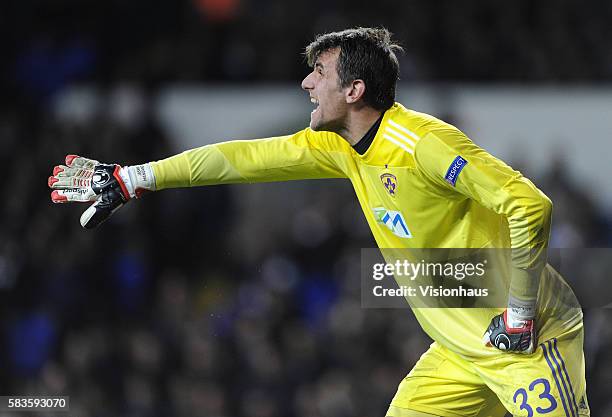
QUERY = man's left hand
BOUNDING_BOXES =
[483,310,536,354]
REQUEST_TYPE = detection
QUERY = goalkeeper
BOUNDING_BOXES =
[49,27,589,417]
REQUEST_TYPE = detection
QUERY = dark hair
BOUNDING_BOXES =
[305,27,403,111]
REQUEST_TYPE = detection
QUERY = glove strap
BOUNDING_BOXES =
[119,163,156,198]
[507,294,536,326]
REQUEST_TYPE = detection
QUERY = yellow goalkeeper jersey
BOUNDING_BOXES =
[151,102,582,359]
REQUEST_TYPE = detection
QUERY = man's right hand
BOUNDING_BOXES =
[49,155,156,229]
[48,155,132,229]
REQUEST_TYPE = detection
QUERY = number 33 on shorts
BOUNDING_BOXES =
[509,340,589,417]
[513,378,557,416]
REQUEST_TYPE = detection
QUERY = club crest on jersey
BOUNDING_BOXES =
[380,173,398,196]
[444,156,468,187]
[373,207,412,239]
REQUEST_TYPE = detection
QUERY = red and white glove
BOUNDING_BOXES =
[483,309,536,354]
[48,155,155,229]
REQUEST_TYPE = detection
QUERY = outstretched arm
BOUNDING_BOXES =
[151,128,349,189]
[49,129,351,228]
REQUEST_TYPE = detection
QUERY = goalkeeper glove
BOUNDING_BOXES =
[48,155,156,229]
[482,309,536,354]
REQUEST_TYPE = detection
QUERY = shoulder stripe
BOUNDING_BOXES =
[381,119,423,155]
[388,119,421,143]
[385,126,416,147]
[382,134,414,154]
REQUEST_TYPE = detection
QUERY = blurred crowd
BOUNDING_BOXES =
[2,0,612,104]
[2,1,612,416]
[0,86,611,417]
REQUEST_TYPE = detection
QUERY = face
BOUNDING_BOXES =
[301,48,348,132]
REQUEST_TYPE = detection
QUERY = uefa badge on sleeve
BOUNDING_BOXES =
[380,173,398,196]
[444,156,468,187]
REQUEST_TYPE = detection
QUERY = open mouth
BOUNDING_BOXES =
[310,97,319,114]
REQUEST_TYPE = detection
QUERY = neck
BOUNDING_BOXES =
[337,107,383,145]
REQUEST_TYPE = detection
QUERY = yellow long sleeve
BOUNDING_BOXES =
[414,128,552,312]
[150,128,352,189]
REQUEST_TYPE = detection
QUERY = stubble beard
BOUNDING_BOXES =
[311,110,344,134]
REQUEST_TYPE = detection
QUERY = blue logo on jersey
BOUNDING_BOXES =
[444,156,468,186]
[373,207,412,238]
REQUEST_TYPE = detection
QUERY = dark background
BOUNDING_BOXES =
[1,1,611,416]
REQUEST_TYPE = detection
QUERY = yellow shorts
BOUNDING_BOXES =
[387,325,589,417]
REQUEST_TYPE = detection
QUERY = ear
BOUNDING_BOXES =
[345,79,366,104]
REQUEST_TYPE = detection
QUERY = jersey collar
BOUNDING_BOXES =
[352,112,384,155]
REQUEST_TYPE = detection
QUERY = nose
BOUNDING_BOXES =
[301,72,314,91]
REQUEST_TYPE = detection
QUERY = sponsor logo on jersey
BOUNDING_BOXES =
[444,155,467,186]
[380,173,397,196]
[373,207,412,238]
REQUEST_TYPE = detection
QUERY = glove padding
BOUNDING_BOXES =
[49,155,130,229]
[483,310,536,354]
